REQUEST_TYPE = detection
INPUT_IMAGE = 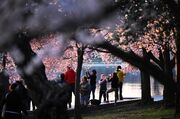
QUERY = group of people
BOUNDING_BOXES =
[76,65,126,107]
[99,65,125,104]
[61,66,98,107]
[0,65,125,119]
[63,65,126,107]
[63,66,99,107]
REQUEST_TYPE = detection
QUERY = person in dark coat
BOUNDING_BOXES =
[16,80,31,111]
[99,74,107,103]
[106,72,119,104]
[0,70,10,119]
[86,69,97,100]
[1,83,28,119]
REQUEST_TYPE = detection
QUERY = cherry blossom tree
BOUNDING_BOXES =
[0,0,180,118]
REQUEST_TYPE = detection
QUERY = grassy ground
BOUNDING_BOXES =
[81,102,175,119]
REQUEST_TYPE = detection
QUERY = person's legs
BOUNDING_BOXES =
[115,88,118,103]
[117,85,119,100]
[85,95,89,106]
[68,87,72,108]
[68,84,75,108]
[71,84,75,95]
[80,95,84,106]
[102,90,106,102]
[99,90,103,102]
[91,85,96,99]
[106,88,113,102]
[119,82,123,100]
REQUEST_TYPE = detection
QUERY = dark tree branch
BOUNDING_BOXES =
[96,41,176,92]
[147,51,162,68]
[87,46,110,53]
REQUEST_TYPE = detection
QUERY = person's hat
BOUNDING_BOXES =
[117,65,121,70]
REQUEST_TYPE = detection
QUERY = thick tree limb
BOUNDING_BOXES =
[147,51,163,68]
[96,41,176,92]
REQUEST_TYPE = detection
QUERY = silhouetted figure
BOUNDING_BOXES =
[86,69,97,100]
[0,70,10,98]
[99,74,107,103]
[1,83,28,119]
[0,70,10,119]
[116,65,125,100]
[15,80,31,111]
[106,72,118,104]
[55,73,70,109]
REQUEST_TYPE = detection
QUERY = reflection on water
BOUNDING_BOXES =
[123,79,163,98]
[122,76,163,98]
[123,83,141,98]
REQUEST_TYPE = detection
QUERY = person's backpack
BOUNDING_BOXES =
[89,99,101,106]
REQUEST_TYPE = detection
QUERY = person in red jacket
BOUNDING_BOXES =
[64,66,76,108]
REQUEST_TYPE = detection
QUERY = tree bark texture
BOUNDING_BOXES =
[74,47,84,119]
[140,48,152,104]
[175,35,180,117]
[163,0,180,116]
[163,44,175,107]
[9,34,70,119]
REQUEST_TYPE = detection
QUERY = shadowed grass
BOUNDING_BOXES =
[82,103,175,119]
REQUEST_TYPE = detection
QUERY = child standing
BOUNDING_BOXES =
[99,74,107,103]
[80,76,90,107]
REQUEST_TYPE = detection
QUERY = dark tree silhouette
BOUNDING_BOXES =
[0,0,180,118]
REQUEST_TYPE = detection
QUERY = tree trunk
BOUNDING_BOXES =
[140,48,152,104]
[74,47,84,119]
[2,52,7,69]
[163,44,175,108]
[162,0,180,116]
[10,34,48,105]
[10,33,70,119]
[175,36,180,117]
